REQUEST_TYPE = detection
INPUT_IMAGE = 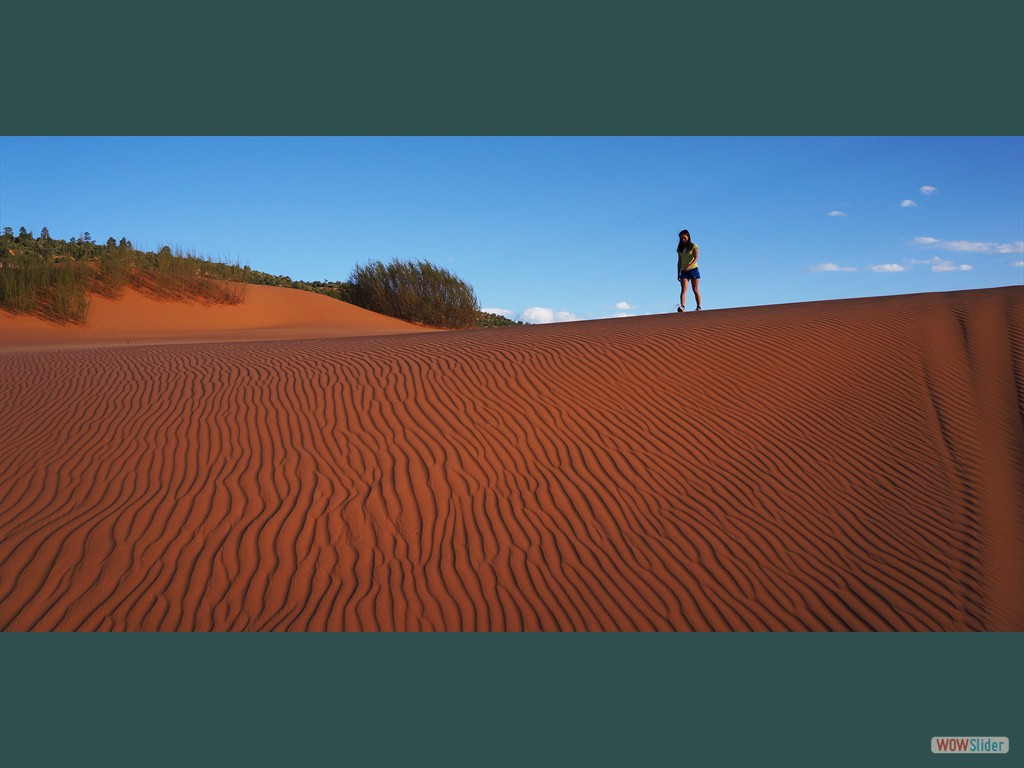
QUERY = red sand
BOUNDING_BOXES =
[1,285,1021,630]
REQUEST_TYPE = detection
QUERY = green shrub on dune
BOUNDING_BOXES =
[348,258,481,329]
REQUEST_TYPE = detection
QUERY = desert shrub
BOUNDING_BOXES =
[48,260,91,323]
[130,246,248,305]
[0,251,45,314]
[93,244,133,298]
[0,252,90,323]
[2,233,249,323]
[348,259,480,329]
[154,246,200,298]
[194,256,250,305]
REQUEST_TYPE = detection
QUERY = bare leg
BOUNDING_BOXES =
[692,278,701,309]
[679,280,688,310]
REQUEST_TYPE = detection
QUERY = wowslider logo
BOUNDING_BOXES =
[932,737,1010,755]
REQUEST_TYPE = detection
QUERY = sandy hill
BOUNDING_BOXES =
[0,283,432,349]
[1,286,1021,630]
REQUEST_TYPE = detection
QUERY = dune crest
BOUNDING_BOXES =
[1,287,1021,631]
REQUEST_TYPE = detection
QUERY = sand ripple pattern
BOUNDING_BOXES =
[2,287,1022,630]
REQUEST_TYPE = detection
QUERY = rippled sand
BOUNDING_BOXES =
[2,286,1021,630]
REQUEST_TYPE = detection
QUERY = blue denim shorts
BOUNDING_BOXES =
[678,267,701,281]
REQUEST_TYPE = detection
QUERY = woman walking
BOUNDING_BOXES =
[676,229,701,312]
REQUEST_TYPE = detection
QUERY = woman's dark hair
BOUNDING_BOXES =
[677,229,694,251]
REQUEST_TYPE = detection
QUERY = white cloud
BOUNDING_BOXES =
[945,241,999,252]
[808,262,857,273]
[1010,260,1024,268]
[612,301,635,318]
[869,264,907,272]
[520,307,580,324]
[481,307,514,318]
[914,237,1023,254]
[900,199,918,208]
[827,210,848,217]
[995,242,1024,254]
[920,185,937,195]
[908,256,973,272]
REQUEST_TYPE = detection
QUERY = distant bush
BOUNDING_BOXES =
[348,259,480,329]
[321,282,359,305]
[476,310,525,328]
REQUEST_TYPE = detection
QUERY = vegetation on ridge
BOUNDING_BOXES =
[1,228,247,324]
[1,227,524,328]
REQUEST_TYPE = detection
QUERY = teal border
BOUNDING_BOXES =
[2,4,1021,768]
[2,634,1019,767]
[3,3,1022,135]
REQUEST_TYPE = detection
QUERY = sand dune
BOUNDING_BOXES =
[0,283,432,349]
[1,286,1021,631]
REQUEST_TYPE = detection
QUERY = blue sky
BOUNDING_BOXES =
[2,136,1021,322]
